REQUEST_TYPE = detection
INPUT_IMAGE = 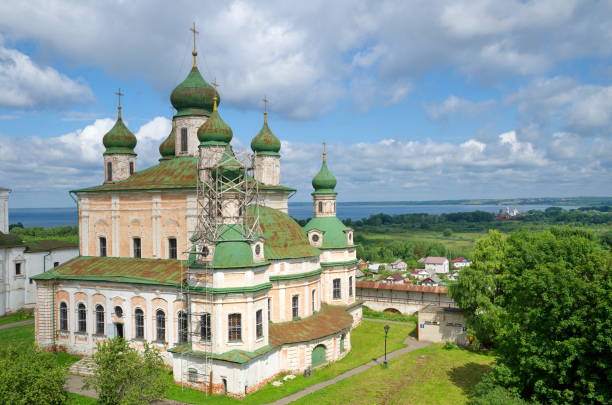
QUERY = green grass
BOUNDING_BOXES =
[67,392,98,405]
[165,320,414,405]
[0,323,35,344]
[363,306,418,323]
[291,344,495,405]
[360,230,484,254]
[0,309,34,325]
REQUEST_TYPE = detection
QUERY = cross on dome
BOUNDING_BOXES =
[115,88,124,119]
[190,22,200,66]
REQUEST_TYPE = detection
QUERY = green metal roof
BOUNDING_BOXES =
[102,116,137,156]
[159,125,176,160]
[0,232,24,247]
[250,205,320,260]
[311,157,337,195]
[74,157,295,193]
[197,109,232,144]
[303,216,352,249]
[169,343,276,364]
[170,65,219,117]
[31,256,183,286]
[251,113,280,156]
[24,240,78,253]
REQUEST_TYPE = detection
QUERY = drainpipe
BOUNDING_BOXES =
[43,251,51,272]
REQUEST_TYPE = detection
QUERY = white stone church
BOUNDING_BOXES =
[33,43,362,396]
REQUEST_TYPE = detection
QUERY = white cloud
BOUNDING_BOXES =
[1,1,611,118]
[0,43,93,109]
[425,96,495,122]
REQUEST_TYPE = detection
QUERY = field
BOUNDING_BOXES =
[360,229,484,254]
[291,344,495,405]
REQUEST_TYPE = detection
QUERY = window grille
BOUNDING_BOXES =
[77,303,87,333]
[292,295,299,319]
[256,309,263,339]
[228,313,242,342]
[59,302,68,331]
[156,310,166,342]
[95,305,104,335]
[333,278,341,299]
[200,313,211,341]
[135,308,145,338]
[178,311,188,343]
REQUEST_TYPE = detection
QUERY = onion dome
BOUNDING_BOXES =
[251,112,281,156]
[170,65,220,117]
[312,152,337,194]
[159,122,176,160]
[197,98,233,145]
[103,106,137,156]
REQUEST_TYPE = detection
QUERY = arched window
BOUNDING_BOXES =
[292,295,299,319]
[59,302,68,331]
[77,303,87,333]
[106,162,112,182]
[318,201,323,213]
[129,161,134,175]
[135,308,145,339]
[156,309,166,342]
[200,313,211,342]
[228,313,242,342]
[178,311,188,343]
[95,305,105,335]
[312,290,316,313]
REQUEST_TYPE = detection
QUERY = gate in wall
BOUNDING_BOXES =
[311,344,326,367]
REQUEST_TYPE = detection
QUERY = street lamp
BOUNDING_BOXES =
[383,324,390,368]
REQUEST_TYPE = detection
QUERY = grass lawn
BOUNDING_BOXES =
[67,392,98,405]
[0,309,34,325]
[165,320,414,405]
[291,344,494,405]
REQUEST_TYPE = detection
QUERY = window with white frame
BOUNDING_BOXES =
[156,309,165,342]
[77,303,87,333]
[292,295,299,319]
[256,309,263,339]
[228,313,242,342]
[59,302,68,331]
[135,308,145,339]
[178,311,188,343]
[333,278,341,300]
[200,313,211,342]
[95,305,105,335]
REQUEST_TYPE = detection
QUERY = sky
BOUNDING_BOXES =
[1,0,612,207]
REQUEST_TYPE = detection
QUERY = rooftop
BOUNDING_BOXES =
[25,240,78,253]
[423,256,448,264]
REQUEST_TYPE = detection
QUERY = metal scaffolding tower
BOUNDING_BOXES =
[183,145,260,394]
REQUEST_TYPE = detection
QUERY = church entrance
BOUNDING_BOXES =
[311,344,326,367]
[114,323,124,338]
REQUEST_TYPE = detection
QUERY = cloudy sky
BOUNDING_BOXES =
[1,0,612,207]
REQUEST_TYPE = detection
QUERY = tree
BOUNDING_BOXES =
[443,228,453,237]
[0,343,67,405]
[451,228,612,404]
[87,338,168,405]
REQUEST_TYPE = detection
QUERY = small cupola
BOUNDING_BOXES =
[102,90,138,184]
[197,96,233,145]
[251,111,281,156]
[312,151,337,194]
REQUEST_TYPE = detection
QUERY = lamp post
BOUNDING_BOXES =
[383,324,390,368]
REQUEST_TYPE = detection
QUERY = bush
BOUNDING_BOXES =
[0,343,68,405]
[442,341,457,350]
[468,386,531,405]
[86,338,168,405]
[443,228,453,237]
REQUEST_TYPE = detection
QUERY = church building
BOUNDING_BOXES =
[33,40,361,397]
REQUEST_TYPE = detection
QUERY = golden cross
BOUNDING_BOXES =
[190,22,199,54]
[322,141,327,161]
[262,96,269,113]
[115,88,124,107]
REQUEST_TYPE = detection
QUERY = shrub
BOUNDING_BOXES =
[0,343,68,405]
[86,338,168,405]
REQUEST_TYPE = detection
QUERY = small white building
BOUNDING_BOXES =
[451,257,471,268]
[420,275,442,287]
[409,269,429,280]
[417,305,467,345]
[390,259,407,271]
[423,257,449,274]
[383,273,405,284]
[368,263,386,273]
[1,234,78,316]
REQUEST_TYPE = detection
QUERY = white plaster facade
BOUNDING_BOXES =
[103,154,136,184]
[1,245,78,316]
[253,155,280,186]
[0,188,9,233]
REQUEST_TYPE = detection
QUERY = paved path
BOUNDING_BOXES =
[265,334,431,405]
[363,317,415,325]
[0,319,34,330]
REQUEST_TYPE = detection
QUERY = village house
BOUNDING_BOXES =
[420,275,442,287]
[410,269,430,280]
[451,257,471,268]
[423,256,449,274]
[390,259,408,271]
[383,273,405,284]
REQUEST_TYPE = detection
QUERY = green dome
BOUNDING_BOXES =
[197,109,233,145]
[303,216,352,249]
[103,114,137,156]
[170,66,220,117]
[312,154,336,194]
[159,124,176,160]
[251,113,281,156]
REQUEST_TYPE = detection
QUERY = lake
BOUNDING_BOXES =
[9,203,580,228]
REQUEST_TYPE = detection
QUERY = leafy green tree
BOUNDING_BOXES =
[443,228,453,237]
[86,338,168,405]
[0,343,67,405]
[451,228,612,404]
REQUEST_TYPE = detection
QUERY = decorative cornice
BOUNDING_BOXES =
[320,259,358,268]
[269,268,322,281]
[187,282,272,295]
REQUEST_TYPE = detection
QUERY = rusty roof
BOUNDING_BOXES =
[31,256,184,286]
[74,156,295,193]
[356,280,448,294]
[269,304,353,346]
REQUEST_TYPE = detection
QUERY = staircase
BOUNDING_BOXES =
[69,357,96,377]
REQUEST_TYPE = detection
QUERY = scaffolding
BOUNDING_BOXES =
[182,145,260,394]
